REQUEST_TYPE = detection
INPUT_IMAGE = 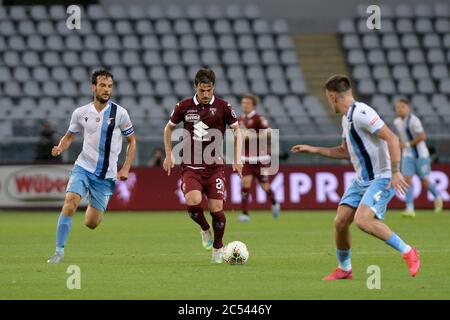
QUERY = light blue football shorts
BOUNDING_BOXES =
[339,178,395,220]
[66,165,116,212]
[402,156,431,179]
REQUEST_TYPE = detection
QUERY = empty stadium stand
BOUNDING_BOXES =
[339,3,450,134]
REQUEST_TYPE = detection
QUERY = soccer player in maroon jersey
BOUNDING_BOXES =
[238,93,280,222]
[163,68,243,263]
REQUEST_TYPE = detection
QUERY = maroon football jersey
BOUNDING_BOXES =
[238,111,271,161]
[169,95,238,169]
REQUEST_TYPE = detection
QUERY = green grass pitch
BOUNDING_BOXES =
[0,210,449,299]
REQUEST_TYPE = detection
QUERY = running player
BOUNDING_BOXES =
[47,69,136,264]
[238,93,280,222]
[163,68,243,263]
[291,75,420,279]
[393,98,443,217]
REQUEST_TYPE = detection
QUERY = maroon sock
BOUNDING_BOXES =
[266,189,277,205]
[241,187,250,215]
[187,205,210,231]
[210,210,226,249]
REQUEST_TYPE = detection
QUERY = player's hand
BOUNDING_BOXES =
[51,146,63,157]
[233,163,243,178]
[163,154,175,176]
[399,142,405,149]
[290,144,317,154]
[118,167,129,181]
[388,172,409,195]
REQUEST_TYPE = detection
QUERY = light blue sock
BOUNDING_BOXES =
[55,213,72,254]
[336,249,352,271]
[427,183,439,198]
[385,233,411,254]
[405,186,414,211]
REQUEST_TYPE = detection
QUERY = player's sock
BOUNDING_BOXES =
[187,205,210,231]
[266,189,277,205]
[427,183,439,198]
[210,210,226,249]
[336,248,352,271]
[242,187,250,215]
[405,186,414,211]
[55,213,72,254]
[385,233,411,254]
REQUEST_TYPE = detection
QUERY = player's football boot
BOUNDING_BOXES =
[271,203,280,219]
[200,229,213,250]
[402,247,420,277]
[322,267,353,280]
[237,214,251,222]
[211,247,224,264]
[434,197,443,213]
[400,209,416,218]
[47,252,64,264]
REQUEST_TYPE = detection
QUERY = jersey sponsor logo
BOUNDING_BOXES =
[370,116,380,125]
[107,117,115,125]
[185,113,200,122]
[193,121,210,141]
[84,117,88,122]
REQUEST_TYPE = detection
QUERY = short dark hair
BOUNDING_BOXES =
[194,68,215,86]
[242,93,260,107]
[324,74,352,93]
[91,69,114,85]
[395,97,409,105]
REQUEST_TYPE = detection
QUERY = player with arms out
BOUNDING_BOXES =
[47,69,137,264]
[393,98,443,217]
[163,68,243,263]
[291,75,420,279]
[237,93,280,222]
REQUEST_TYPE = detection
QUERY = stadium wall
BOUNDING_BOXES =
[1,164,449,210]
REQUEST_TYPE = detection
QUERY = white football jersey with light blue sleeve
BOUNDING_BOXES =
[342,101,391,184]
[68,101,134,180]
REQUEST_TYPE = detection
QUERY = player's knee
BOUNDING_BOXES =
[354,214,370,232]
[334,215,352,231]
[185,193,202,206]
[84,220,98,229]
[63,200,77,215]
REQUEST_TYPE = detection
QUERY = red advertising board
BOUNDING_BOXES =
[109,165,450,211]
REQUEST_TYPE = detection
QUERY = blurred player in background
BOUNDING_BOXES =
[394,98,443,217]
[47,70,137,264]
[163,68,243,263]
[291,75,420,280]
[238,93,280,222]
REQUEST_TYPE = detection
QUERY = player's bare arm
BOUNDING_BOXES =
[400,132,426,149]
[232,124,243,178]
[51,131,75,157]
[376,124,409,195]
[163,122,176,176]
[290,139,350,159]
[118,134,137,181]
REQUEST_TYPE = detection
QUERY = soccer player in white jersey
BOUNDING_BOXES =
[291,75,420,280]
[47,70,137,264]
[394,98,443,217]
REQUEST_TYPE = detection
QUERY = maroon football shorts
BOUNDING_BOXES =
[181,167,226,200]
[242,163,270,183]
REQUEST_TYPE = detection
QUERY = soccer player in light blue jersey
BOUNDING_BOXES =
[291,75,420,280]
[47,70,137,264]
[394,98,443,217]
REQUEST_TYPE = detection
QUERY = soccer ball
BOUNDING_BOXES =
[223,241,249,265]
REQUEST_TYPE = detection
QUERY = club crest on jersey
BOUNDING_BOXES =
[185,114,200,122]
[210,108,216,116]
[96,117,100,122]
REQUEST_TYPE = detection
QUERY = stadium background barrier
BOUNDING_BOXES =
[0,164,448,210]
